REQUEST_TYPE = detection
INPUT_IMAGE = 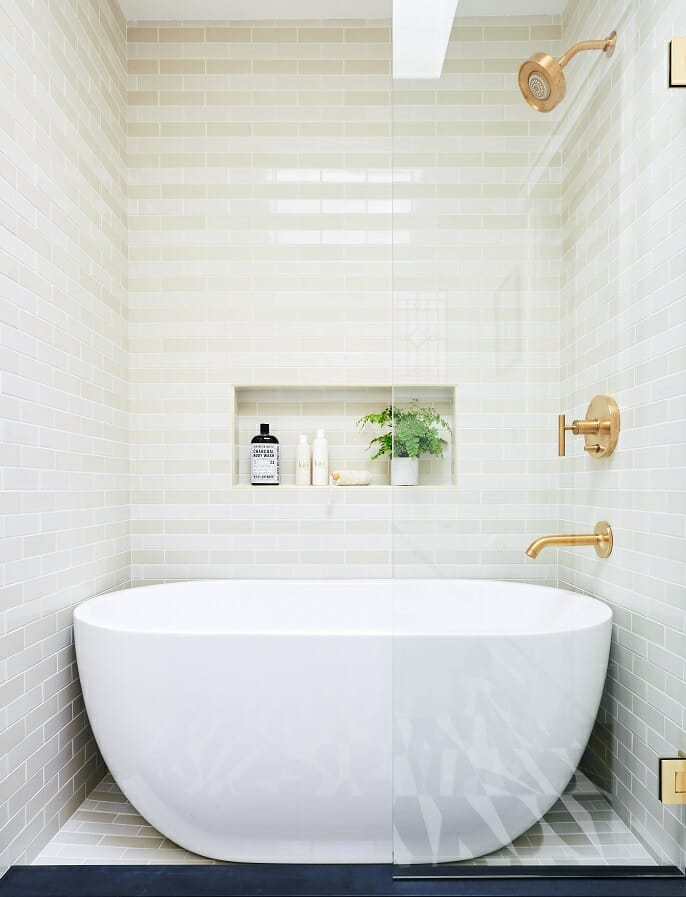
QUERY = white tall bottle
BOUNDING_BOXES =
[295,434,311,486]
[312,429,329,486]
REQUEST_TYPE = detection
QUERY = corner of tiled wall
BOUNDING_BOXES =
[559,0,686,869]
[0,0,129,871]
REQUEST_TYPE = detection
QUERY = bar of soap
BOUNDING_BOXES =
[331,470,371,486]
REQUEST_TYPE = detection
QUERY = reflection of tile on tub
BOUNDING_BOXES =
[33,770,657,867]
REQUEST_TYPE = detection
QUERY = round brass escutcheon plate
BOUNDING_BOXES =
[584,395,620,457]
[594,521,613,558]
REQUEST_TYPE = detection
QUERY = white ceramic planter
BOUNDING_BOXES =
[391,457,419,486]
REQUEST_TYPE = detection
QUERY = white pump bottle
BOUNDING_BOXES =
[312,429,329,486]
[295,434,311,485]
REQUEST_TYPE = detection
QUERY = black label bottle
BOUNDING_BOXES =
[251,423,280,485]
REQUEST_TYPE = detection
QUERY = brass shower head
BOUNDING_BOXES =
[519,31,617,112]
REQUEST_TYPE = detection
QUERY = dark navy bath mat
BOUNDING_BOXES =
[0,865,684,897]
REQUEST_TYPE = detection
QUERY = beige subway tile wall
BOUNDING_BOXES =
[558,0,686,868]
[0,0,128,872]
[127,19,394,582]
[127,17,561,585]
[391,17,562,579]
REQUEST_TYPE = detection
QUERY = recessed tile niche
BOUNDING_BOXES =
[232,385,457,487]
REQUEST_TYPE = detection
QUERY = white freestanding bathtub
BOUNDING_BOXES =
[74,579,611,864]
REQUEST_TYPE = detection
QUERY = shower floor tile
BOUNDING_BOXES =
[32,771,656,867]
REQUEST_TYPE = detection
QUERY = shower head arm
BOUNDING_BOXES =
[558,32,616,69]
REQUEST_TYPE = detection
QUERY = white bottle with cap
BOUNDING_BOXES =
[312,429,329,486]
[295,434,311,486]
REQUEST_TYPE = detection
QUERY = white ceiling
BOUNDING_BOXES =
[118,0,568,22]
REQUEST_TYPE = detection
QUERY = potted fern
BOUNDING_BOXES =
[357,404,451,486]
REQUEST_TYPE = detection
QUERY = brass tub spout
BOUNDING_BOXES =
[526,521,613,559]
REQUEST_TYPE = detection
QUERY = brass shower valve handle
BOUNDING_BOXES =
[557,396,620,458]
[558,415,602,454]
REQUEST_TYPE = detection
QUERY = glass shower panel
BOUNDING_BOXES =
[391,1,685,878]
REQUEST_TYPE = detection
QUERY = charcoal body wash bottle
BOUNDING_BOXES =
[251,423,280,485]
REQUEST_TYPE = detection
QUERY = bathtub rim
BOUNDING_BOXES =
[73,578,612,639]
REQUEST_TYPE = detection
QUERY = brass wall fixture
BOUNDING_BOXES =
[519,31,617,112]
[659,754,686,804]
[525,521,613,559]
[558,395,620,458]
